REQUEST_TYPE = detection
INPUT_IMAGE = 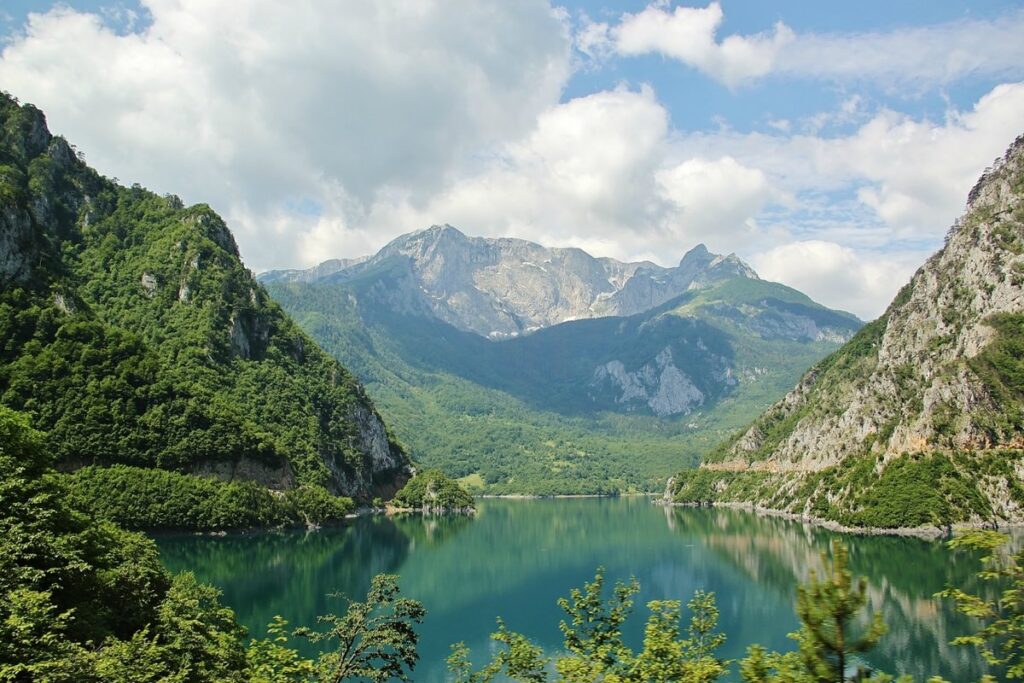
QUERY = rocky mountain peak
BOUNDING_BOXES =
[679,243,712,268]
[260,228,765,339]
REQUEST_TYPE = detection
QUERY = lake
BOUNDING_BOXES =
[156,497,993,681]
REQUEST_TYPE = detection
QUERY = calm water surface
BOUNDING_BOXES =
[156,498,992,681]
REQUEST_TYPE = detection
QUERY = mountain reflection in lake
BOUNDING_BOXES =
[156,498,992,682]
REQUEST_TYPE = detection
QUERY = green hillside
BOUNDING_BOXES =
[265,271,855,495]
[0,93,408,520]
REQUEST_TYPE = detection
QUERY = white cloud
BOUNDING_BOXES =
[0,0,571,268]
[674,82,1024,247]
[574,15,613,61]
[1,3,1022,320]
[360,88,778,263]
[609,2,1024,88]
[751,241,925,320]
[655,157,771,249]
[613,2,794,87]
[361,87,674,257]
[779,14,1024,87]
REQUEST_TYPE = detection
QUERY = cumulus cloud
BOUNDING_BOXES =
[666,82,1024,316]
[362,88,778,263]
[675,82,1024,246]
[1,2,1022,319]
[0,0,571,268]
[751,241,925,321]
[655,157,771,249]
[608,2,1024,88]
[613,2,794,87]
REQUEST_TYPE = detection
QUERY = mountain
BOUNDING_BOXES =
[0,93,408,501]
[262,225,760,339]
[262,230,861,494]
[669,134,1024,530]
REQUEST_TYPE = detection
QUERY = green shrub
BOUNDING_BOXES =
[393,469,475,510]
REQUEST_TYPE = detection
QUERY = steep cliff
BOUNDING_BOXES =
[0,93,408,499]
[670,134,1024,530]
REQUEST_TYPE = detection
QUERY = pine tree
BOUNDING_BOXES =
[794,540,887,682]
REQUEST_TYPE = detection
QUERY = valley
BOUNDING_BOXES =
[263,230,860,494]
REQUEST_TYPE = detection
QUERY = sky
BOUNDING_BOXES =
[2,1,1024,319]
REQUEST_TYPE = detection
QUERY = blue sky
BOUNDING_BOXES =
[2,1,1023,317]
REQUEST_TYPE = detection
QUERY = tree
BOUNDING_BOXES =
[556,567,639,681]
[247,616,315,683]
[795,541,886,681]
[938,530,1024,679]
[740,540,890,683]
[630,592,728,683]
[296,574,426,683]
[448,568,728,683]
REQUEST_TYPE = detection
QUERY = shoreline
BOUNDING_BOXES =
[478,492,657,500]
[656,499,1024,539]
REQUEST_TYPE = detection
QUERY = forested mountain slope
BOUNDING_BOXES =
[264,235,861,494]
[0,93,408,500]
[669,134,1024,530]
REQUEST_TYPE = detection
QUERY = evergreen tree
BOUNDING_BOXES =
[448,568,728,682]
[740,540,894,683]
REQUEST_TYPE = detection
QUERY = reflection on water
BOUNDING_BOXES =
[155,498,993,682]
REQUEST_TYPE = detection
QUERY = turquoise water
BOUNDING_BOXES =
[156,497,992,681]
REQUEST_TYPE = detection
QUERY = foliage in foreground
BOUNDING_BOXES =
[392,469,475,511]
[0,404,423,681]
[939,531,1024,679]
[3,400,1019,682]
[0,404,247,681]
[66,464,353,531]
[447,540,992,683]
[448,569,727,683]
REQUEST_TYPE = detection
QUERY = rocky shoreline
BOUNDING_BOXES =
[655,498,1020,539]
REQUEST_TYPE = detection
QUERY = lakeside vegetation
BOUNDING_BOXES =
[3,402,1019,681]
[391,469,475,511]
[0,92,407,524]
[67,465,354,531]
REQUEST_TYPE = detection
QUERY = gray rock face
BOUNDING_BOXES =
[191,456,297,490]
[0,206,36,286]
[261,225,759,339]
[333,402,409,496]
[718,134,1024,473]
[591,347,707,417]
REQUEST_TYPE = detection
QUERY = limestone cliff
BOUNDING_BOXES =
[671,134,1024,530]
